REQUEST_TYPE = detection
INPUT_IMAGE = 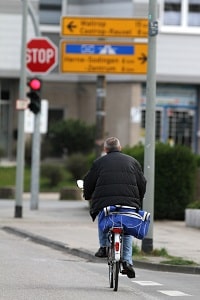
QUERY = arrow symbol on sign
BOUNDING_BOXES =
[138,53,147,64]
[67,21,77,32]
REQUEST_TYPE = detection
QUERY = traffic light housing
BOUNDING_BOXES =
[27,78,42,114]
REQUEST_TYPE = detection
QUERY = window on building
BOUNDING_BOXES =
[188,0,200,26]
[168,110,194,147]
[1,90,10,100]
[141,110,162,141]
[39,0,62,25]
[162,0,200,28]
[164,0,182,25]
[0,79,10,100]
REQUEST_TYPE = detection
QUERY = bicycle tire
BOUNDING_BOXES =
[113,261,120,291]
[108,233,114,288]
[109,263,114,288]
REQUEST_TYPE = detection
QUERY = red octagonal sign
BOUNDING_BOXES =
[26,37,58,75]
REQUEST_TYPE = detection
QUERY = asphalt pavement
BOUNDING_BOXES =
[0,193,200,275]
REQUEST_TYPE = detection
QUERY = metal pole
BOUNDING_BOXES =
[30,111,41,210]
[27,1,41,210]
[142,0,158,252]
[62,0,68,15]
[28,2,41,36]
[95,75,106,158]
[15,0,28,218]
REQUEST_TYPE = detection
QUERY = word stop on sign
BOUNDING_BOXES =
[27,48,55,64]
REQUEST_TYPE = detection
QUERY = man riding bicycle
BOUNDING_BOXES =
[83,137,146,278]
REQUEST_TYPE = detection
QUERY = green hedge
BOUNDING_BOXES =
[66,152,91,180]
[40,164,65,187]
[154,143,197,220]
[43,119,95,157]
[123,143,198,220]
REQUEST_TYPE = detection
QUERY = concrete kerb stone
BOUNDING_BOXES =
[2,226,200,275]
[2,226,101,263]
[134,260,200,275]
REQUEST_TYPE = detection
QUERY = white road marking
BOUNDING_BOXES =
[132,279,193,297]
[159,290,192,297]
[133,281,163,286]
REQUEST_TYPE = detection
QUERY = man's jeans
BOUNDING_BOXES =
[98,226,133,265]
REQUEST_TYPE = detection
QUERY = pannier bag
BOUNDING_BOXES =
[98,205,150,240]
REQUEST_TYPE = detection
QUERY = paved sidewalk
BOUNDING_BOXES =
[0,194,200,274]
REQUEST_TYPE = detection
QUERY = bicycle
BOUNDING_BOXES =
[107,226,124,292]
[76,180,124,291]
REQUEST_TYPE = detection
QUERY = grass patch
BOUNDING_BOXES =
[160,257,197,266]
[0,166,75,192]
[0,167,16,187]
[133,247,170,258]
[133,246,198,266]
[132,244,141,255]
[151,247,169,257]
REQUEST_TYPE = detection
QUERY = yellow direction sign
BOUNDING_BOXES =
[60,41,148,75]
[61,17,148,38]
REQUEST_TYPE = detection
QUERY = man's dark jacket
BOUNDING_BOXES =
[83,150,147,220]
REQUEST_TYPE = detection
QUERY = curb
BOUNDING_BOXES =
[134,260,200,275]
[2,226,101,263]
[2,226,200,275]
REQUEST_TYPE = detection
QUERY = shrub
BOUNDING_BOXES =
[86,152,96,167]
[123,144,144,168]
[187,201,200,209]
[195,154,200,167]
[40,164,65,187]
[44,119,95,157]
[123,143,198,220]
[154,143,197,220]
[66,153,90,180]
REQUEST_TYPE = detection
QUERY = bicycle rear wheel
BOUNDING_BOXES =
[113,261,120,291]
[108,236,114,289]
[109,263,114,288]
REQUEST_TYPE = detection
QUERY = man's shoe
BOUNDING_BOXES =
[95,247,107,258]
[122,261,135,278]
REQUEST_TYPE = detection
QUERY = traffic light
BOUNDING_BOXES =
[27,78,42,114]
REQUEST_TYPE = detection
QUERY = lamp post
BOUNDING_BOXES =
[15,0,28,218]
[142,0,158,252]
[15,0,42,217]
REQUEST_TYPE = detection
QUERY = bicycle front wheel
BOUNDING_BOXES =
[113,261,120,291]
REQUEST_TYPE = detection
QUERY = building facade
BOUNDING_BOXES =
[0,0,200,159]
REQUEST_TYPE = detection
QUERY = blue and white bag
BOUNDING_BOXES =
[98,205,150,240]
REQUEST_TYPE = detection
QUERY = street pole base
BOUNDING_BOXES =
[141,237,153,253]
[14,205,23,218]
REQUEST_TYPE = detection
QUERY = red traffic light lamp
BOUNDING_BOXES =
[27,78,42,114]
[28,78,41,90]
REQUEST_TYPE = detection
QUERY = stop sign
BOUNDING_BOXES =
[26,37,58,74]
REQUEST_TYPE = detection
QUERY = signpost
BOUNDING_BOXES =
[60,41,148,75]
[61,16,148,38]
[26,37,58,74]
[26,38,57,210]
[15,0,28,218]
